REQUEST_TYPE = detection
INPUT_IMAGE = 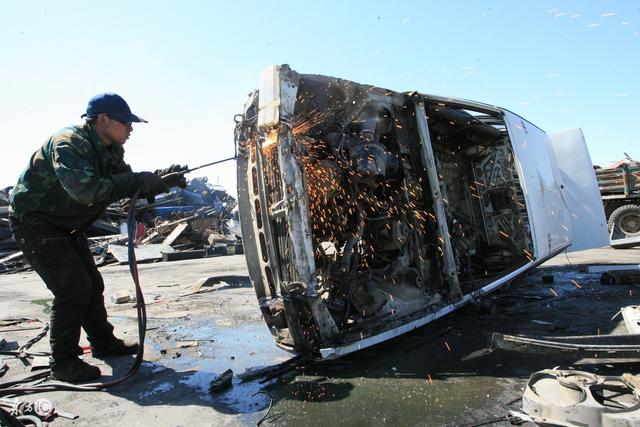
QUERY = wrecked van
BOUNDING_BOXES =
[235,65,609,359]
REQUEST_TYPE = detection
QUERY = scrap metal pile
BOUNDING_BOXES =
[0,178,241,273]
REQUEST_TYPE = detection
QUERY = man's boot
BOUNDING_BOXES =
[51,357,101,382]
[91,338,139,358]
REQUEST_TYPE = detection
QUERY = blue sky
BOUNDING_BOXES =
[1,1,638,197]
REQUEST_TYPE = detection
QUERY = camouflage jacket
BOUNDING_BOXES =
[9,123,132,232]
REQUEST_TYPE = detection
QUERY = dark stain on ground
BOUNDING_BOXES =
[257,266,639,426]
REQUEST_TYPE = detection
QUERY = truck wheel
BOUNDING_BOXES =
[608,204,640,238]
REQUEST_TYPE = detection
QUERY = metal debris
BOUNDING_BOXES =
[622,306,640,334]
[491,332,640,358]
[209,369,233,393]
[600,269,640,285]
[521,369,640,425]
[0,177,241,273]
[111,291,133,304]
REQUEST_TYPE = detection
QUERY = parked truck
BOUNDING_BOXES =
[595,154,640,248]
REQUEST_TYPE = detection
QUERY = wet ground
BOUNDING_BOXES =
[0,248,639,426]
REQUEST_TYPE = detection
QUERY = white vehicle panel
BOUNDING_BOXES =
[548,128,609,251]
[504,111,570,259]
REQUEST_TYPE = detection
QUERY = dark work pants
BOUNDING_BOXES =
[10,219,114,363]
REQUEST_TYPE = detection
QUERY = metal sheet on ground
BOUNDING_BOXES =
[108,243,174,263]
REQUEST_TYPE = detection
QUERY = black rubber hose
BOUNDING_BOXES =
[0,405,25,427]
[0,190,146,396]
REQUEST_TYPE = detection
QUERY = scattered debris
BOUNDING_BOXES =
[191,275,248,293]
[541,274,555,284]
[175,341,199,348]
[111,291,133,304]
[162,249,205,262]
[460,347,493,362]
[600,269,640,285]
[238,356,304,383]
[109,243,175,264]
[531,320,553,326]
[209,369,233,393]
[0,178,241,274]
[30,356,49,371]
[491,332,640,358]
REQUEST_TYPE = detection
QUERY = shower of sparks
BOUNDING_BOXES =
[293,109,330,135]
[262,128,279,149]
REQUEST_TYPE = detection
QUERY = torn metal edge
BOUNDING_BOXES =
[319,244,568,359]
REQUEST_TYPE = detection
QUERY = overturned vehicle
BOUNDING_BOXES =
[235,65,608,359]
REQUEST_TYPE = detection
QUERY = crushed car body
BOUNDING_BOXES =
[235,64,609,359]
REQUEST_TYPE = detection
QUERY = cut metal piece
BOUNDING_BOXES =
[492,332,640,358]
[108,243,174,263]
[209,369,233,393]
[622,306,640,335]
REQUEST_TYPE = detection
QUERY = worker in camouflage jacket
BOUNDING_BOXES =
[9,93,186,382]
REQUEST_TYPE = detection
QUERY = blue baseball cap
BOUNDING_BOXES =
[81,93,148,123]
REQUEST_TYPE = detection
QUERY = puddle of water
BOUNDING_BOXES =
[151,316,290,414]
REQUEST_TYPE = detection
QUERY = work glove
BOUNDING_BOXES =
[133,172,170,203]
[154,164,188,177]
[111,172,136,201]
[161,172,188,189]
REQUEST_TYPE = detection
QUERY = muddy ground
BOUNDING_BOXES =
[0,247,639,426]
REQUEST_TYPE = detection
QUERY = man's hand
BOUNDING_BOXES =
[161,172,188,189]
[154,164,188,177]
[134,172,170,203]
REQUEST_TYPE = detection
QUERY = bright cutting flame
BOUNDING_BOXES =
[262,129,279,149]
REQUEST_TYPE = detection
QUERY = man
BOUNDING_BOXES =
[9,93,186,382]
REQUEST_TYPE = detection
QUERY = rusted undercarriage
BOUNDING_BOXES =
[236,65,538,358]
